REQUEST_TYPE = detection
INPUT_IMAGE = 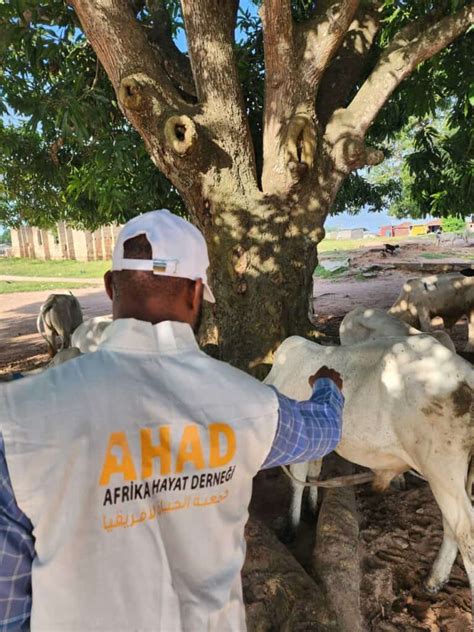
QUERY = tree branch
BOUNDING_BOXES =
[180,0,256,178]
[145,0,196,98]
[296,0,360,98]
[70,0,208,209]
[316,4,380,127]
[70,0,184,113]
[261,0,298,192]
[344,3,474,137]
[180,0,241,104]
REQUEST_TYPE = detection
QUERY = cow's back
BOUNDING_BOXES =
[340,306,412,345]
[266,335,473,469]
[392,274,474,314]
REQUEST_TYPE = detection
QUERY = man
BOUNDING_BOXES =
[0,209,343,631]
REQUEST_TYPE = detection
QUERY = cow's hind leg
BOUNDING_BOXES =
[43,315,58,357]
[288,461,309,536]
[307,459,323,515]
[467,309,474,352]
[425,518,459,594]
[418,306,433,332]
[61,332,71,350]
[424,463,474,613]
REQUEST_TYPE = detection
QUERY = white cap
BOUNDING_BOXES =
[112,209,215,303]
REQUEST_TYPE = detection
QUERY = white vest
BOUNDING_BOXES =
[1,319,279,631]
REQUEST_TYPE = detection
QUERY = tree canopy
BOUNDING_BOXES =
[0,0,472,229]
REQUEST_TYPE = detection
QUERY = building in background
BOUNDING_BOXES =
[425,219,442,233]
[410,224,428,236]
[379,218,444,238]
[326,227,369,240]
[379,225,395,238]
[10,223,122,261]
[392,222,412,237]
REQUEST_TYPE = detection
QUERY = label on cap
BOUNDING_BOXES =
[153,259,179,274]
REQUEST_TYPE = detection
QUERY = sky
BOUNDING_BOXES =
[175,0,258,51]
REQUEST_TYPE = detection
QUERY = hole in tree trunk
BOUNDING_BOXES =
[175,124,186,141]
[297,132,304,162]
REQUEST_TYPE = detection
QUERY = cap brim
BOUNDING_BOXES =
[203,284,215,303]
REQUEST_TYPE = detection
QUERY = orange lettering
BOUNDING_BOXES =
[175,425,205,473]
[209,423,236,467]
[141,427,171,478]
[99,432,137,486]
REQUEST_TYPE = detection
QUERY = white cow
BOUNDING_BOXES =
[340,306,456,352]
[389,273,474,351]
[37,294,83,356]
[2,318,108,381]
[436,232,468,248]
[264,335,474,599]
[71,316,112,353]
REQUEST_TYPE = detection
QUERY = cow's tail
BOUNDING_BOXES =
[36,296,56,353]
[36,303,49,340]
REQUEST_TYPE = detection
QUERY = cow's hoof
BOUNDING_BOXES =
[424,579,445,595]
[390,474,406,491]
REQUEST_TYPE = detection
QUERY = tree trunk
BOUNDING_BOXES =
[201,195,321,370]
[313,455,363,632]
[243,517,339,632]
[194,163,341,371]
[198,190,336,370]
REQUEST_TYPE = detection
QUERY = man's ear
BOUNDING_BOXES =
[192,279,204,312]
[104,271,113,300]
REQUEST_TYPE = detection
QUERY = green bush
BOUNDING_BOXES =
[442,215,466,233]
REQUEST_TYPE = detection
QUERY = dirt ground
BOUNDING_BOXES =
[0,240,472,630]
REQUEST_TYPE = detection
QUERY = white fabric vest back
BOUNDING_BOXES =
[1,320,279,631]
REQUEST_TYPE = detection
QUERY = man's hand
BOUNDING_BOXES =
[309,365,343,391]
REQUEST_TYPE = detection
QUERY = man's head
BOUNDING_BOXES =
[104,210,214,332]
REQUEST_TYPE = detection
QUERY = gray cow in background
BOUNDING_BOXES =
[389,273,474,351]
[36,293,83,356]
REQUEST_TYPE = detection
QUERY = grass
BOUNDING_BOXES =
[319,236,397,254]
[420,251,456,259]
[313,265,348,279]
[0,257,108,278]
[0,281,94,294]
[318,234,436,255]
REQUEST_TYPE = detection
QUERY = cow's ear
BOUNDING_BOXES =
[104,271,113,300]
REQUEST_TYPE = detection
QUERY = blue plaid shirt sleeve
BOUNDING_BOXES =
[0,434,34,631]
[262,378,344,469]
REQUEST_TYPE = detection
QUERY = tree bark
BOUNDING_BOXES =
[243,517,338,631]
[316,5,380,127]
[261,0,297,194]
[313,455,363,632]
[201,193,319,370]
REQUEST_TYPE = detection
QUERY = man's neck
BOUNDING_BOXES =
[113,307,191,328]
